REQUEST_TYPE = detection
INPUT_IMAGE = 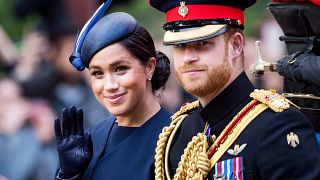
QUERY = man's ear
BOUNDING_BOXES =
[229,32,244,60]
[146,57,156,77]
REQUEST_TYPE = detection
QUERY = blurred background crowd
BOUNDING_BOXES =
[0,0,285,179]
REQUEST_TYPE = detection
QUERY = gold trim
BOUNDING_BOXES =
[165,114,187,179]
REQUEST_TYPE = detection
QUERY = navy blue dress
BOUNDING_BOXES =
[82,108,171,180]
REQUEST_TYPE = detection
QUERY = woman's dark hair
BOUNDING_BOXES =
[120,25,170,91]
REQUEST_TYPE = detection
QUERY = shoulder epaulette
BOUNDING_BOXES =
[250,89,300,112]
[171,101,199,120]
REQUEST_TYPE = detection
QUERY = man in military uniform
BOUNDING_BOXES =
[149,0,320,179]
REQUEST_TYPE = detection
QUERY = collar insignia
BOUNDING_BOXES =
[178,1,188,18]
[227,143,247,156]
[287,132,299,148]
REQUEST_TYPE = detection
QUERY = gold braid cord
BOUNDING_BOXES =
[155,101,199,180]
[173,133,210,180]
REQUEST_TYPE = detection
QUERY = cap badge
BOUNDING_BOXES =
[178,1,188,18]
[287,132,299,148]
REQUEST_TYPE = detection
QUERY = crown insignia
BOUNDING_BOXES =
[178,1,188,18]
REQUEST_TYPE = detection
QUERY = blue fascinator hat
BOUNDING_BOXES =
[69,0,138,71]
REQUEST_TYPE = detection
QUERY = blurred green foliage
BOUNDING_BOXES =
[245,0,273,37]
[0,0,21,40]
[0,0,38,41]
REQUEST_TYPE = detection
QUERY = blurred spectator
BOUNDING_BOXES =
[11,28,53,82]
[0,26,20,75]
[0,78,58,180]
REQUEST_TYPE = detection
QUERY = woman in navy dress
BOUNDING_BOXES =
[54,3,171,179]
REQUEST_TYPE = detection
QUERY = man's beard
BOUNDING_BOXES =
[176,56,232,98]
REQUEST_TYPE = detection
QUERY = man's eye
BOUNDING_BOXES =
[198,41,209,46]
[174,43,187,49]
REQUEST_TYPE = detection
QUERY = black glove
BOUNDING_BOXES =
[54,106,93,178]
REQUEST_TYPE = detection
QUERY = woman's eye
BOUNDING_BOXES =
[115,66,129,74]
[91,71,103,78]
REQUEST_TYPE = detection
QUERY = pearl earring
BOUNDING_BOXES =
[148,76,152,80]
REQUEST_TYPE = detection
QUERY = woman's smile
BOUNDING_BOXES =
[104,92,126,104]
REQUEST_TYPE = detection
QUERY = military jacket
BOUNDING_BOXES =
[167,73,320,179]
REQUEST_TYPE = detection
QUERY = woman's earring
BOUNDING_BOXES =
[148,76,152,81]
